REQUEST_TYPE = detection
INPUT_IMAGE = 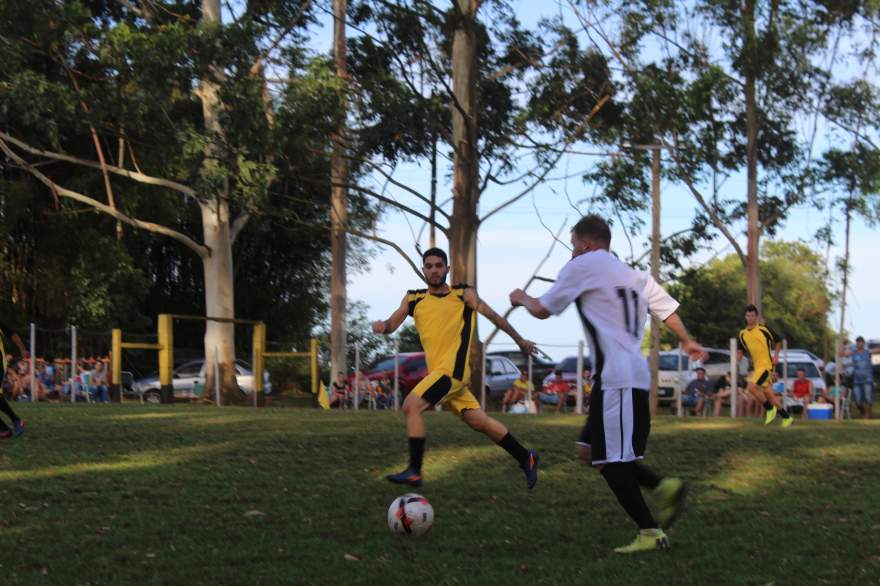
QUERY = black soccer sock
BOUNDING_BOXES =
[601,462,658,530]
[408,437,426,474]
[763,401,773,410]
[0,418,9,433]
[634,462,662,490]
[779,408,791,418]
[497,432,530,467]
[0,396,19,422]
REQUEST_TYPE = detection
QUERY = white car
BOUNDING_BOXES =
[776,351,826,402]
[133,359,271,403]
[657,348,742,403]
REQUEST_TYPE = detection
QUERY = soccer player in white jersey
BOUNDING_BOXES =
[510,214,706,554]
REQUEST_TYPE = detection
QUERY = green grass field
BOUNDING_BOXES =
[1,405,879,585]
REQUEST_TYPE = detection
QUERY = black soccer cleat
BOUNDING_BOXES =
[523,449,539,490]
[386,467,423,488]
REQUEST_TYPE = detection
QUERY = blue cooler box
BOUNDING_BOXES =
[807,404,833,420]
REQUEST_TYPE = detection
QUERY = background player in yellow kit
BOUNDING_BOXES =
[738,304,793,426]
[372,248,540,489]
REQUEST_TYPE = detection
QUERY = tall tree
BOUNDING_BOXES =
[330,0,350,379]
[574,0,872,310]
[0,0,340,401]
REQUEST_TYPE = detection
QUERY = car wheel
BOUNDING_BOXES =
[144,389,161,404]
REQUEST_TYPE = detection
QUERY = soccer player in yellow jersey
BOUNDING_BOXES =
[0,322,27,438]
[372,247,540,489]
[738,304,793,426]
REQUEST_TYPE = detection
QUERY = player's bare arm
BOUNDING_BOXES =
[372,294,409,335]
[464,288,536,355]
[508,288,551,319]
[661,313,707,362]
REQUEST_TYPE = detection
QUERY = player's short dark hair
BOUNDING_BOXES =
[744,304,758,314]
[695,367,706,374]
[422,247,448,266]
[572,214,611,247]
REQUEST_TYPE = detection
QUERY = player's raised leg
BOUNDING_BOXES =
[459,405,539,489]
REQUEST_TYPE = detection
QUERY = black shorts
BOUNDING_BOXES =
[577,386,650,466]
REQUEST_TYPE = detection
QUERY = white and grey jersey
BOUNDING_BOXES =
[539,250,679,390]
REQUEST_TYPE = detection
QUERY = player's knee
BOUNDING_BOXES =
[463,410,488,432]
[402,394,426,416]
[600,462,636,489]
[577,444,592,464]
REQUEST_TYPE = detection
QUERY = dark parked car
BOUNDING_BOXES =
[354,352,428,394]
[487,349,556,390]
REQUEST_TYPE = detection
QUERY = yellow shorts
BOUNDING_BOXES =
[410,369,480,416]
[749,368,772,386]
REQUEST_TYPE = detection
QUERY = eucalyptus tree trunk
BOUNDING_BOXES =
[743,0,762,311]
[330,0,349,380]
[449,0,483,398]
[199,0,239,402]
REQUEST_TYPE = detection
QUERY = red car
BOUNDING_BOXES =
[351,352,428,393]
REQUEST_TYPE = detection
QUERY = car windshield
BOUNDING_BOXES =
[659,355,689,371]
[557,357,578,372]
[777,361,820,378]
[369,356,400,372]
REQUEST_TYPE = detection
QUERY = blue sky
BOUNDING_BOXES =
[308,1,879,362]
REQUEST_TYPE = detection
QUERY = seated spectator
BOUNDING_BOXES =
[707,372,748,417]
[539,370,569,413]
[329,371,348,409]
[502,371,533,413]
[582,368,592,405]
[376,373,393,409]
[683,367,713,415]
[789,368,813,419]
[90,360,110,403]
[2,360,22,399]
[39,355,62,401]
[818,382,844,405]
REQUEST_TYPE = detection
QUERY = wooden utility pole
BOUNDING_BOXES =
[649,146,661,415]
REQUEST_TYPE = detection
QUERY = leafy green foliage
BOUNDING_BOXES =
[667,241,835,354]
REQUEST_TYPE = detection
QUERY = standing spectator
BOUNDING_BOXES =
[789,368,814,420]
[502,371,533,413]
[682,367,713,415]
[840,336,878,419]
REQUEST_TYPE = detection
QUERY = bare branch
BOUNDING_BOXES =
[326,180,448,233]
[333,147,451,220]
[0,132,196,198]
[481,94,610,223]
[230,212,251,244]
[0,136,208,258]
[346,227,427,283]
[665,135,747,263]
[484,220,568,347]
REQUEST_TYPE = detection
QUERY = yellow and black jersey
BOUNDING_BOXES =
[406,284,475,381]
[738,324,779,373]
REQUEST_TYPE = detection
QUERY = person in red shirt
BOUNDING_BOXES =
[789,368,814,420]
[542,370,571,413]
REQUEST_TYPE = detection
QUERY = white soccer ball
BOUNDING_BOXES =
[387,493,434,536]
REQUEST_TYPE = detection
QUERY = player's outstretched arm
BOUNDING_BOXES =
[372,294,409,335]
[643,277,707,361]
[465,288,536,355]
[508,288,551,320]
